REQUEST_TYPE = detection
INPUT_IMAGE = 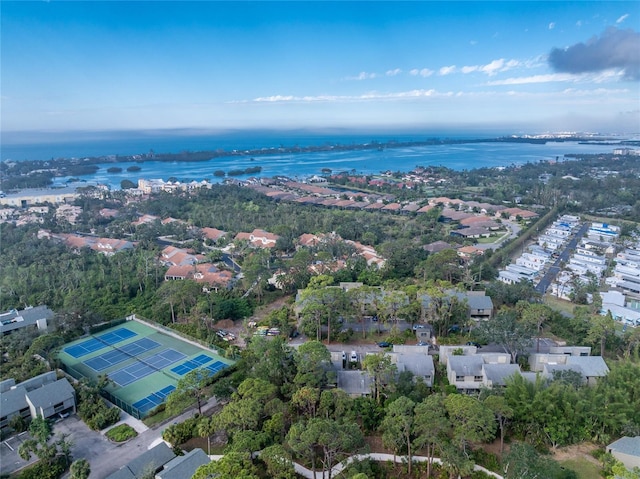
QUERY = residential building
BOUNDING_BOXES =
[391,347,435,387]
[418,291,493,323]
[0,305,53,336]
[438,345,479,365]
[529,352,609,386]
[164,264,234,288]
[201,227,227,242]
[106,442,176,479]
[26,378,76,420]
[234,229,280,248]
[607,436,640,471]
[423,241,454,254]
[600,291,640,327]
[156,448,210,479]
[132,214,159,226]
[446,353,516,393]
[56,204,83,224]
[0,372,76,433]
[336,370,373,398]
[587,222,620,243]
[161,246,204,266]
[345,240,387,268]
[55,234,136,256]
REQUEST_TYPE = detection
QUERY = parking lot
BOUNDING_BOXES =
[0,431,37,476]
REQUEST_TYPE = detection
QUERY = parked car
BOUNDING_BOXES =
[466,341,482,348]
[412,324,425,330]
[377,341,391,348]
[350,351,358,362]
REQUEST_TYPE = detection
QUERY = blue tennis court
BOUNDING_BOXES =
[64,328,137,358]
[205,360,228,375]
[170,354,215,376]
[131,385,177,414]
[109,349,186,387]
[84,338,160,371]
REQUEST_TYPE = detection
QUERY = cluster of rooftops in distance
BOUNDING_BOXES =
[332,343,609,398]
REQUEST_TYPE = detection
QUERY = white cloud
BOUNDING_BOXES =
[549,22,556,30]
[386,68,402,76]
[250,89,460,103]
[480,58,506,75]
[487,69,627,86]
[470,40,478,46]
[244,84,631,105]
[576,20,582,27]
[562,87,629,96]
[459,58,522,76]
[344,71,378,81]
[409,68,434,77]
[487,73,577,85]
[438,65,456,75]
[253,95,298,102]
[616,13,629,24]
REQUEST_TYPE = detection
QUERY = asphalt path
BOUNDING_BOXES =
[1,396,221,478]
[535,222,589,294]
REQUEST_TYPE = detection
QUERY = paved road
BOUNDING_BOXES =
[1,395,221,479]
[535,222,589,294]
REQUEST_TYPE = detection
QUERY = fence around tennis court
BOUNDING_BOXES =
[58,318,234,419]
[61,362,155,419]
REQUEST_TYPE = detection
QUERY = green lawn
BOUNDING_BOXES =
[559,459,602,479]
[544,294,575,317]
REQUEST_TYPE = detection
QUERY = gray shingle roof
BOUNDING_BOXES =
[483,364,521,386]
[397,354,435,378]
[337,370,372,396]
[449,356,483,376]
[25,378,75,410]
[157,448,209,479]
[566,356,609,377]
[450,291,493,310]
[0,305,53,333]
[105,468,136,479]
[419,291,493,312]
[0,386,28,417]
[106,442,175,479]
[608,436,640,457]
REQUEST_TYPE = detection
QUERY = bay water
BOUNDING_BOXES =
[1,132,619,190]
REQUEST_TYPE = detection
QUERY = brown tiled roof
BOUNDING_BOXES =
[417,205,435,213]
[382,203,402,211]
[364,203,385,210]
[202,227,227,241]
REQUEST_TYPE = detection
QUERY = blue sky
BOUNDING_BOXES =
[2,1,639,135]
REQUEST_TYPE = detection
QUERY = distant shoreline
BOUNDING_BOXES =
[3,134,623,167]
[0,135,629,192]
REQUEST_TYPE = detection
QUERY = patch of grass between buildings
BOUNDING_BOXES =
[559,459,602,479]
[105,423,137,442]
